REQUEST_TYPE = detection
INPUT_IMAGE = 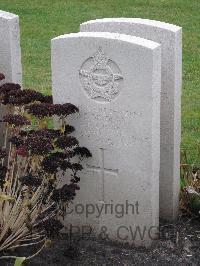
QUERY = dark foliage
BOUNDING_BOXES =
[19,174,42,187]
[0,165,7,189]
[42,153,66,174]
[0,148,6,159]
[9,136,23,147]
[52,183,80,203]
[73,147,92,158]
[55,135,79,149]
[24,135,54,155]
[53,103,79,117]
[0,83,21,96]
[21,129,61,139]
[0,73,5,81]
[1,89,45,105]
[25,103,54,118]
[38,218,64,238]
[2,114,31,126]
[41,95,53,104]
[0,73,91,257]
[25,102,79,118]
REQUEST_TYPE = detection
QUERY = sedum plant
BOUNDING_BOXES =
[0,73,91,260]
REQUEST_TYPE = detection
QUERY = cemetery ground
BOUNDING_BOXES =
[0,0,200,162]
[2,216,200,265]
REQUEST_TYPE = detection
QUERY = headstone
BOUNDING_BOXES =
[52,32,161,246]
[0,10,22,145]
[80,18,182,222]
[0,10,22,84]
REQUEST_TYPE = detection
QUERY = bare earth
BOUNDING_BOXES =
[1,216,200,266]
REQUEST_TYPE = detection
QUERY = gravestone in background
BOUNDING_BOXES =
[80,18,182,222]
[52,32,161,246]
[0,10,22,84]
[0,10,22,145]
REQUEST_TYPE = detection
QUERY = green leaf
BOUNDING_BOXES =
[14,257,26,266]
[180,176,187,189]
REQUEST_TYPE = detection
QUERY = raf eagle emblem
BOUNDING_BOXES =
[79,47,123,102]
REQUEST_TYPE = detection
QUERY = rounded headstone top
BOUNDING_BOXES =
[81,18,182,33]
[0,10,18,20]
[52,31,160,50]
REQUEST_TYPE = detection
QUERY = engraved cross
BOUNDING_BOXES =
[87,148,118,202]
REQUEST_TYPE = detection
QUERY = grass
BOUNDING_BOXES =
[0,0,200,162]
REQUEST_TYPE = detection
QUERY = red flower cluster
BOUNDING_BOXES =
[0,83,21,96]
[24,135,54,155]
[42,95,53,104]
[21,129,61,139]
[25,103,79,118]
[2,89,45,105]
[53,103,79,117]
[3,114,31,127]
[25,103,55,118]
[0,81,54,106]
[55,135,79,149]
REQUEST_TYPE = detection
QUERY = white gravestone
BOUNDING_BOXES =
[0,10,22,84]
[0,10,22,145]
[52,32,161,246]
[81,18,182,222]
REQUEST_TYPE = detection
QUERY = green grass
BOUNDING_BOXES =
[0,0,200,162]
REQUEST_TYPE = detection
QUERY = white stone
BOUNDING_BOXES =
[80,18,182,222]
[0,10,22,84]
[52,32,161,246]
[0,10,22,145]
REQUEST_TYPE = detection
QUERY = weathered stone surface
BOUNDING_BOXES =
[81,18,182,221]
[0,10,22,146]
[0,10,22,84]
[52,32,161,246]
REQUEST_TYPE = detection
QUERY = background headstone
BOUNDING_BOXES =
[52,32,161,246]
[0,10,22,84]
[0,10,22,145]
[80,18,182,222]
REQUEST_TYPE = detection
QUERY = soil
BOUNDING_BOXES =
[1,216,200,266]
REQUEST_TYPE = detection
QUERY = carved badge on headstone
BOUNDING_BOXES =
[79,47,123,102]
